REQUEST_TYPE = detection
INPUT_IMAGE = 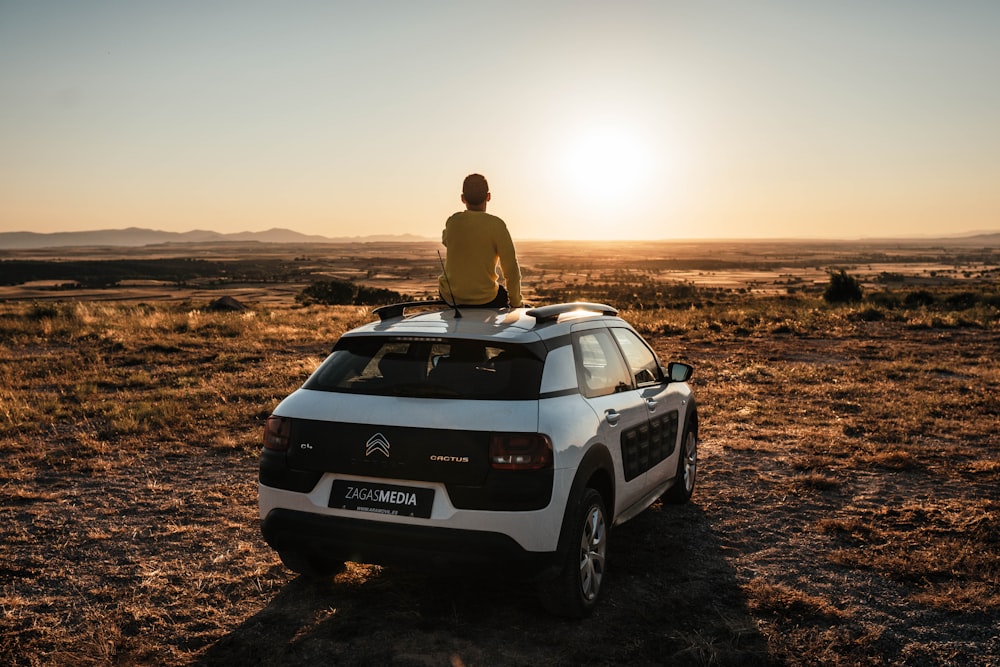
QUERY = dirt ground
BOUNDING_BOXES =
[1,298,998,665]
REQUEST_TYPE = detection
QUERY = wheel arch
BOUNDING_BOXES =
[686,401,699,434]
[555,444,615,553]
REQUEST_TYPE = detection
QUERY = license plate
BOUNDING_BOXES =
[329,480,434,519]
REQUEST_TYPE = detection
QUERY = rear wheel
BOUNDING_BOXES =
[538,487,608,618]
[662,422,697,504]
[278,551,344,578]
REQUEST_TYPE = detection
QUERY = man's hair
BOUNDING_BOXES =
[462,174,489,206]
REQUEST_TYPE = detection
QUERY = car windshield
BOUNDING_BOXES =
[303,336,545,400]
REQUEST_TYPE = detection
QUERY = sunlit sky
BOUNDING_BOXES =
[2,1,998,241]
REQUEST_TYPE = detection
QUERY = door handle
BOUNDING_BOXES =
[605,409,621,426]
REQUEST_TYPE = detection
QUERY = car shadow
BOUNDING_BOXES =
[198,502,774,666]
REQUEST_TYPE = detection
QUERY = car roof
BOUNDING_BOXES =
[345,302,624,343]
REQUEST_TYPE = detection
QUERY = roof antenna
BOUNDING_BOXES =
[437,250,462,319]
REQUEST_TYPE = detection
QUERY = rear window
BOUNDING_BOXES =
[303,336,544,400]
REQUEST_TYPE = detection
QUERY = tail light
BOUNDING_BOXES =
[263,415,292,451]
[489,433,553,471]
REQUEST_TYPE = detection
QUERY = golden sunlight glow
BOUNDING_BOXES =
[561,125,653,208]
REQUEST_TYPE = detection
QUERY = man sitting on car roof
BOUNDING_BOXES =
[438,173,523,308]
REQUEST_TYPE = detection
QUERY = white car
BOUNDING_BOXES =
[260,301,698,617]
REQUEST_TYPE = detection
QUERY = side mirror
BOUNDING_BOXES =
[666,362,693,383]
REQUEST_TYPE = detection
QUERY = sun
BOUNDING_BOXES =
[538,117,679,239]
[561,125,652,207]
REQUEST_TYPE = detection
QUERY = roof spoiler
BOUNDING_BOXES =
[526,302,618,324]
[373,300,450,322]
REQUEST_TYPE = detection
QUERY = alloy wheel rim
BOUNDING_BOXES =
[683,432,698,492]
[579,504,607,601]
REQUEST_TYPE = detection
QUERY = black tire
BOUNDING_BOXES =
[538,487,608,618]
[278,550,344,578]
[662,421,697,504]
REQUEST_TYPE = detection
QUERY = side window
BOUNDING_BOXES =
[611,328,662,386]
[573,329,632,398]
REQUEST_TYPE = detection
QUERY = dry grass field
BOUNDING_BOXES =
[1,241,998,665]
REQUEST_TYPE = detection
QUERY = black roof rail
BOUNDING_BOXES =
[373,300,450,322]
[526,302,618,324]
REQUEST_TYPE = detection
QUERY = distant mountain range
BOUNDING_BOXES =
[0,227,434,249]
[1,227,998,250]
[860,230,1000,245]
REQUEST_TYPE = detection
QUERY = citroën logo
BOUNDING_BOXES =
[366,433,391,458]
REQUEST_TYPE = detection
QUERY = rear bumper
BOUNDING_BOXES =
[261,508,561,580]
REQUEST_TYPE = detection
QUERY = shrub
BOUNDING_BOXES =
[823,270,863,304]
[28,303,61,320]
[875,272,905,283]
[297,279,405,306]
[867,291,900,308]
[356,285,407,306]
[297,279,355,305]
[850,307,886,322]
[945,292,980,310]
[904,290,935,308]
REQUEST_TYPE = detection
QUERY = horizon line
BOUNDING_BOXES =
[2,226,1000,246]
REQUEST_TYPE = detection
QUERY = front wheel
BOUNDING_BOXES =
[538,488,608,618]
[662,422,697,504]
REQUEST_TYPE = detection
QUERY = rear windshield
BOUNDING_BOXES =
[303,336,544,400]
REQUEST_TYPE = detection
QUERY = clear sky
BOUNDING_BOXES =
[2,1,998,241]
